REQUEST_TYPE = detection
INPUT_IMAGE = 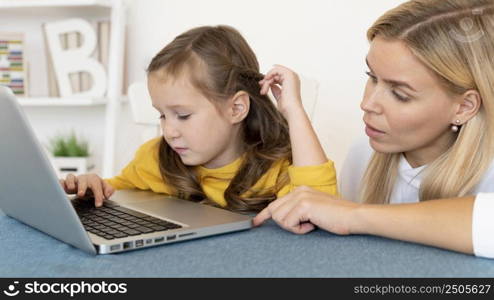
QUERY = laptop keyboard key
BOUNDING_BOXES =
[150,225,168,231]
[135,226,154,233]
[154,220,174,226]
[142,216,162,222]
[135,220,153,226]
[167,224,182,229]
[75,202,183,240]
[112,225,129,231]
[123,229,141,236]
[101,229,119,234]
[113,232,127,238]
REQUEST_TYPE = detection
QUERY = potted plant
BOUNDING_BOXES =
[48,131,95,178]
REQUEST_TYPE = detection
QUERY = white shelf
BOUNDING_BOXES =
[18,97,107,107]
[2,0,125,177]
[0,0,112,8]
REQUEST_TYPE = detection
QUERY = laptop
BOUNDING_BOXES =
[0,86,252,255]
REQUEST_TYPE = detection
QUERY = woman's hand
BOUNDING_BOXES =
[59,173,114,207]
[254,187,477,255]
[259,64,304,120]
[253,186,361,235]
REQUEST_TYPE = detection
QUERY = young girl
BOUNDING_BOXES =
[59,25,337,213]
[254,0,494,258]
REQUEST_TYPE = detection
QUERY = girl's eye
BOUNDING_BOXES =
[159,114,191,120]
[365,71,377,83]
[392,90,410,102]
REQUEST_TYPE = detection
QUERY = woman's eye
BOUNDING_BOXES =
[178,114,191,120]
[392,91,410,102]
[365,71,377,83]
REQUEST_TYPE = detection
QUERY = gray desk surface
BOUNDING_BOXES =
[1,210,494,278]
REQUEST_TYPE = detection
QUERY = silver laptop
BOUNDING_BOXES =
[0,86,252,255]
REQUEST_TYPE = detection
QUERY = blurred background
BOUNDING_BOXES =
[0,0,404,177]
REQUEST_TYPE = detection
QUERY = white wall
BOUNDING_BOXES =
[119,0,403,173]
[17,0,404,176]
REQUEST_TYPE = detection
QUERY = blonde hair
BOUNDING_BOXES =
[361,0,494,204]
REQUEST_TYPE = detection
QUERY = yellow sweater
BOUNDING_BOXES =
[106,138,338,207]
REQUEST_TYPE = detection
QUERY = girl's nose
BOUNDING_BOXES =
[162,122,181,140]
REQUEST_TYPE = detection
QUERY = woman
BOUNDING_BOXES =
[254,0,494,258]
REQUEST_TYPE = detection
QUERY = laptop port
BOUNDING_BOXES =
[154,237,164,243]
[123,242,133,250]
[110,244,121,251]
[178,232,196,238]
[135,240,144,248]
[166,234,176,241]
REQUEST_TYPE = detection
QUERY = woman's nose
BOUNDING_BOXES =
[360,86,384,114]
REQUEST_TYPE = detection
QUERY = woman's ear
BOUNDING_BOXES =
[453,90,481,124]
[228,91,250,124]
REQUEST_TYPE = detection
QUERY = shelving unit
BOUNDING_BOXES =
[0,0,126,177]
[0,0,114,8]
[18,97,107,106]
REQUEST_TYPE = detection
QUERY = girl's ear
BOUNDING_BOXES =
[453,90,481,124]
[229,91,250,124]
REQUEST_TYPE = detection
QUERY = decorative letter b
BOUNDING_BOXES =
[44,18,107,97]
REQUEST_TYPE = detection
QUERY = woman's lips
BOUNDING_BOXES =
[364,123,386,138]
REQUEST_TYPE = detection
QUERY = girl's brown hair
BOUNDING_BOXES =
[147,25,291,213]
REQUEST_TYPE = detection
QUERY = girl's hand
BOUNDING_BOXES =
[253,186,360,235]
[59,173,114,207]
[259,64,304,120]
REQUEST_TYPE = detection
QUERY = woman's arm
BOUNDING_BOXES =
[260,65,327,166]
[354,196,474,254]
[254,187,477,255]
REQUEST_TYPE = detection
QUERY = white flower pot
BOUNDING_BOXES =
[51,157,95,178]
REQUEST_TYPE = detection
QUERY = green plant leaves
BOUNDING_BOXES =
[49,131,89,157]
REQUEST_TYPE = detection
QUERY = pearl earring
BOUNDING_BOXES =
[451,119,461,133]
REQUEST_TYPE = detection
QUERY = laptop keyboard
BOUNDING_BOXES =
[73,199,182,240]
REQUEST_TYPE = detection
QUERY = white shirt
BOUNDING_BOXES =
[339,137,494,258]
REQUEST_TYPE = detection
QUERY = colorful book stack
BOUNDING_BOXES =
[0,33,26,96]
